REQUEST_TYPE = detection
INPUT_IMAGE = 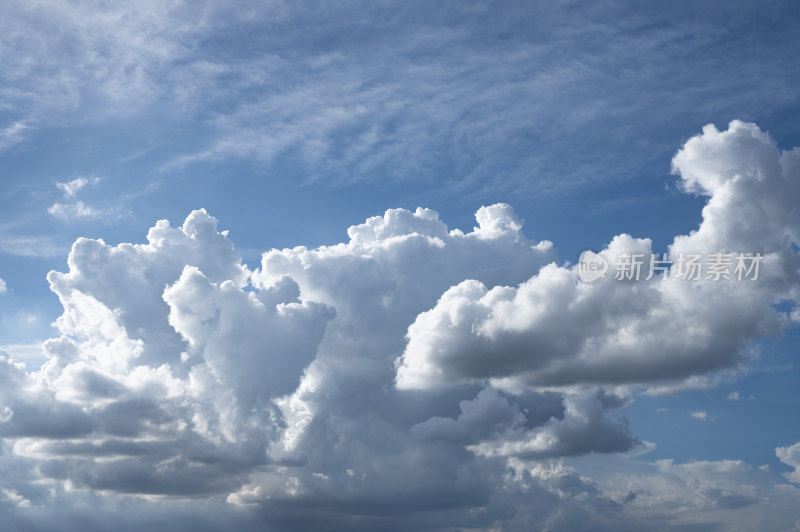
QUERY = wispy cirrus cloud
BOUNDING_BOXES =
[0,121,30,153]
[0,234,67,258]
[2,1,800,197]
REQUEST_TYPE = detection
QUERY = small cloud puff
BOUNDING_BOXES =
[48,201,103,220]
[50,177,104,220]
[56,177,100,197]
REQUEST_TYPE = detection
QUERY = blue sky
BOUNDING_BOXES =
[1,1,800,530]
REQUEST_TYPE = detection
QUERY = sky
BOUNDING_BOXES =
[1,0,800,530]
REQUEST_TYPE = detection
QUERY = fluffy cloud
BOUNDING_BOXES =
[465,392,638,459]
[0,278,6,293]
[777,442,800,484]
[0,122,798,528]
[26,209,336,497]
[396,120,800,393]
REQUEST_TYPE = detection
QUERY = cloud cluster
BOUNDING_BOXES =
[0,121,798,529]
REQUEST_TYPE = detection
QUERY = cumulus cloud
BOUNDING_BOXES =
[410,388,528,446]
[0,278,6,293]
[396,120,800,393]
[0,121,798,528]
[20,209,318,497]
[777,442,800,484]
[466,392,639,459]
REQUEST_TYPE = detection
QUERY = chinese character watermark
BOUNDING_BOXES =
[577,252,763,283]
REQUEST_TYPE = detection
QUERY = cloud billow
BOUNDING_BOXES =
[396,120,800,392]
[0,121,798,529]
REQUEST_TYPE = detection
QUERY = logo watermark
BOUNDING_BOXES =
[577,252,763,283]
[577,250,609,283]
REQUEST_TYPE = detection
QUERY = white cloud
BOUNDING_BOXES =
[728,391,741,401]
[0,344,43,362]
[0,1,198,124]
[0,234,67,258]
[0,122,797,529]
[48,201,103,220]
[559,453,800,531]
[690,410,708,421]
[0,121,29,153]
[777,442,800,484]
[0,278,6,293]
[395,121,800,393]
[47,178,114,220]
[56,178,86,197]
[56,177,100,197]
[1,488,30,508]
[2,1,797,196]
